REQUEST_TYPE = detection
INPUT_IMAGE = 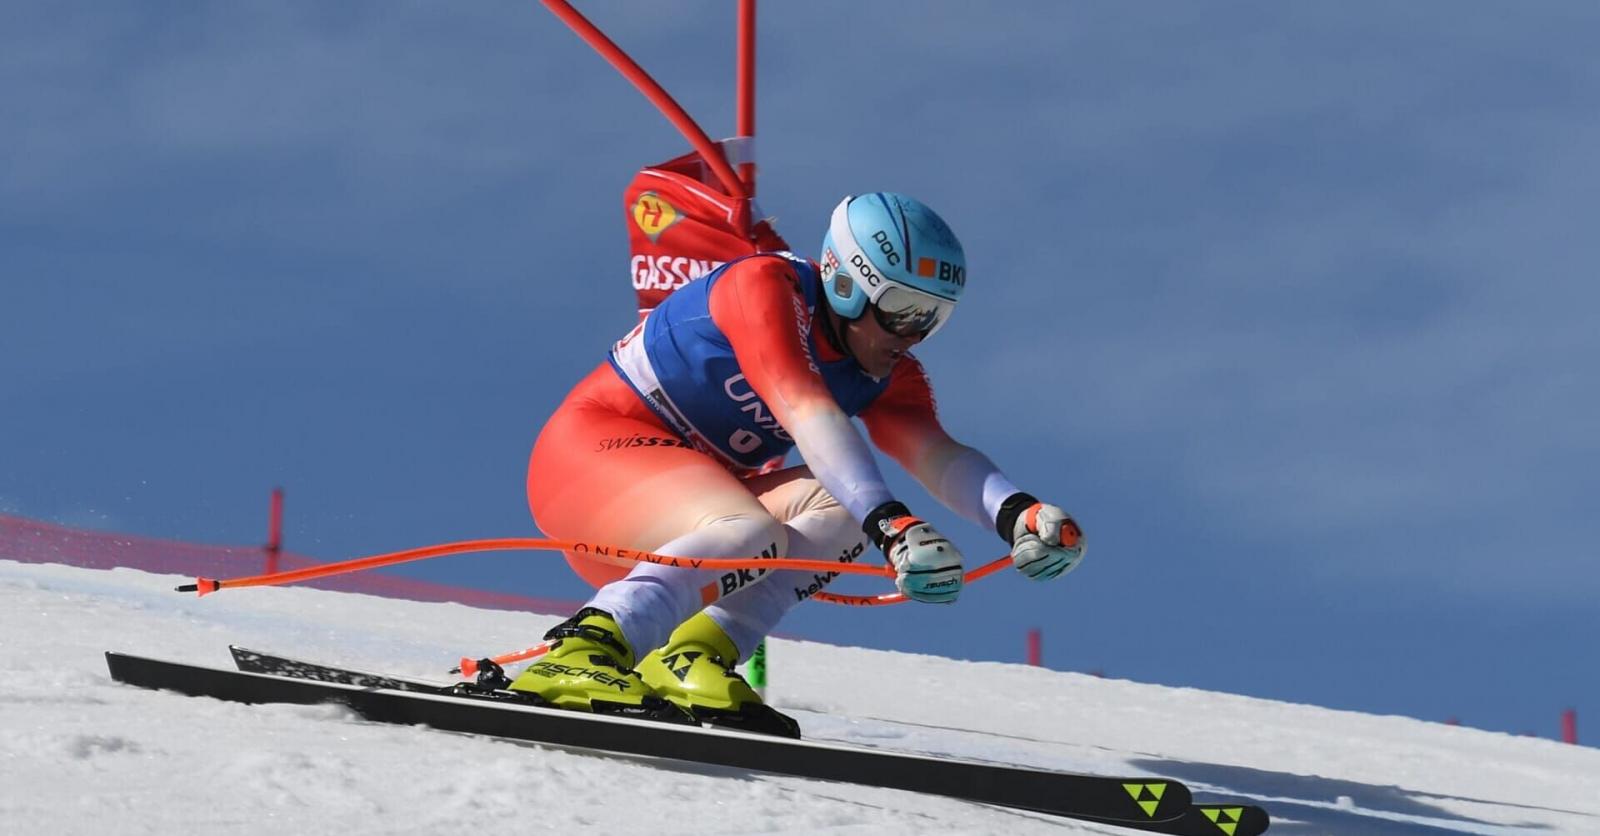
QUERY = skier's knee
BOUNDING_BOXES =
[793,499,853,540]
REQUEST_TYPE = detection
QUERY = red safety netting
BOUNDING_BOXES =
[0,513,577,615]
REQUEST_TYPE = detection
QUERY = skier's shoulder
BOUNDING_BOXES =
[711,251,817,304]
[723,250,814,283]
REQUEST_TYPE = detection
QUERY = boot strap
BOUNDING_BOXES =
[543,607,634,666]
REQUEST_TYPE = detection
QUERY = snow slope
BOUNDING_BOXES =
[2,559,1596,835]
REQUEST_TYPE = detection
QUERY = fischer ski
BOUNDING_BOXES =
[228,647,1270,835]
[104,649,1267,831]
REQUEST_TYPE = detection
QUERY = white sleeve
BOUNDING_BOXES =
[926,444,1024,532]
[784,409,895,522]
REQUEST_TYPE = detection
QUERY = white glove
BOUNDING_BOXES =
[877,515,964,604]
[1011,502,1085,581]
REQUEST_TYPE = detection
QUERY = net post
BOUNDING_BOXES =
[264,487,283,575]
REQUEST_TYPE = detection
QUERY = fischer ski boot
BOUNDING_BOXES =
[636,612,801,738]
[508,608,691,724]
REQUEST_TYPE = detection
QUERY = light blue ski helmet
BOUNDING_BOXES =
[818,192,966,338]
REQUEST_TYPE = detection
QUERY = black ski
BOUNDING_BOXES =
[109,650,1267,833]
[227,646,1269,834]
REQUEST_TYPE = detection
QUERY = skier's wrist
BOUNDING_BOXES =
[995,492,1040,545]
[863,500,914,554]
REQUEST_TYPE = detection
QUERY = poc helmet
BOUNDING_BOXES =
[818,192,966,339]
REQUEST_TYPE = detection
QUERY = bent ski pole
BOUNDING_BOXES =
[451,640,554,677]
[174,536,895,597]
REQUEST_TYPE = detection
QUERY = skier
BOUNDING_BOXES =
[512,192,1086,732]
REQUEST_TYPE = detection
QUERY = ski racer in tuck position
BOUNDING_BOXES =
[511,192,1087,732]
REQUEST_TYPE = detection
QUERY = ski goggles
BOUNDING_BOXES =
[871,284,957,339]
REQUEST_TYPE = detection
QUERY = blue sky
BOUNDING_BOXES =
[4,2,1597,740]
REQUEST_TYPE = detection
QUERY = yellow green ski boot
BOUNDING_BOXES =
[507,608,691,724]
[636,612,800,738]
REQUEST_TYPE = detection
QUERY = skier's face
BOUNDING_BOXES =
[843,308,923,378]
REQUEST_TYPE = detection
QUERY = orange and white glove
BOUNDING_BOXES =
[865,502,964,604]
[1004,497,1086,581]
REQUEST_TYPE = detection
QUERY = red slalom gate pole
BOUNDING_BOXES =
[264,487,283,575]
[736,0,756,195]
[1027,628,1042,666]
[541,0,748,205]
[1563,709,1578,744]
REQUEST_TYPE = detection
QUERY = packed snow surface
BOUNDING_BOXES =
[2,559,1596,835]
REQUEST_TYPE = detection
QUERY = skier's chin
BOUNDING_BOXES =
[860,349,900,378]
[842,319,912,378]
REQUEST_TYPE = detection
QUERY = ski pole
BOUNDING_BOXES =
[451,640,555,677]
[173,536,897,597]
